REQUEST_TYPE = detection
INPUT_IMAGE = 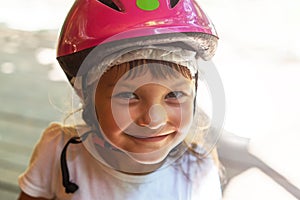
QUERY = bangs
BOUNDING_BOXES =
[108,59,193,81]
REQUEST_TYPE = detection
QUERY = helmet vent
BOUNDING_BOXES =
[97,0,123,12]
[170,0,180,8]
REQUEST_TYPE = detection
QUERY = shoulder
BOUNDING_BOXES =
[18,123,85,199]
[41,122,78,140]
[34,123,78,150]
[23,122,80,170]
[18,123,75,198]
[27,122,84,166]
[180,149,222,200]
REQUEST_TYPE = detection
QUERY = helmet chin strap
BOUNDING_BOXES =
[60,130,92,193]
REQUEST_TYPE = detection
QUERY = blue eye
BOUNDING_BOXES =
[165,91,185,99]
[114,92,139,100]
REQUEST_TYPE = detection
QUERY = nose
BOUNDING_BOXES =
[138,104,167,129]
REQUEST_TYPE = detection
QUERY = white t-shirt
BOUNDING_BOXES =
[19,123,222,200]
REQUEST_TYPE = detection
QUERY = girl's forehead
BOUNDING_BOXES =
[99,62,193,87]
[98,65,195,94]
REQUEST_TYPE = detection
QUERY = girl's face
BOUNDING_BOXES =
[95,62,195,155]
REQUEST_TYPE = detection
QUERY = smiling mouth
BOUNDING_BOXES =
[127,132,176,142]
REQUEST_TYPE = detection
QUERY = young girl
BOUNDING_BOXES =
[18,0,223,199]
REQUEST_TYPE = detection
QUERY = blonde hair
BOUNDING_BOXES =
[104,59,193,81]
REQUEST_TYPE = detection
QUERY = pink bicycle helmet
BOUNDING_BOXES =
[57,0,218,82]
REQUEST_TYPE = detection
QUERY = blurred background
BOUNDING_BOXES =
[0,0,299,199]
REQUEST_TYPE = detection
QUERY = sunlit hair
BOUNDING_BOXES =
[107,59,193,81]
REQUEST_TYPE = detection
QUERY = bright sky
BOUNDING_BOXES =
[0,0,74,30]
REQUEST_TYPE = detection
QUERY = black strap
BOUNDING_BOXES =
[60,131,92,193]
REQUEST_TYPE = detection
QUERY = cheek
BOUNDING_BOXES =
[94,97,115,132]
[96,101,133,135]
[111,103,135,128]
[170,102,194,129]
